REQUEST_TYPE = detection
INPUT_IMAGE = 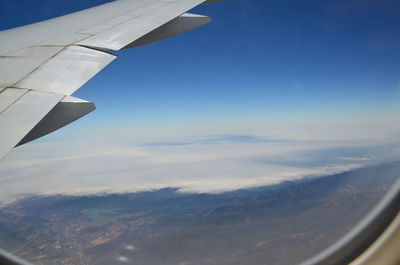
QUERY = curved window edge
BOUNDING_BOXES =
[302,177,400,265]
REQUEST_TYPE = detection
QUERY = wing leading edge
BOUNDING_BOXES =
[0,0,222,160]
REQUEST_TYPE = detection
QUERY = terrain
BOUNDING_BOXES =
[0,162,399,265]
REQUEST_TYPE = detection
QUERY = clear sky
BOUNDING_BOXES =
[0,0,400,201]
[1,0,399,137]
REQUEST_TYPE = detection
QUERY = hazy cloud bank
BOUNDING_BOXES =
[1,133,399,205]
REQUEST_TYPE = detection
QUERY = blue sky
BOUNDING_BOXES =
[1,0,399,136]
[0,0,400,200]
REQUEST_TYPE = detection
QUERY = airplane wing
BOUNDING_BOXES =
[0,0,221,160]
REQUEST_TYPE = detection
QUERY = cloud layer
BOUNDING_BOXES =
[1,132,399,205]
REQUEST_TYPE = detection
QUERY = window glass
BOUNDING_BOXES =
[0,1,399,265]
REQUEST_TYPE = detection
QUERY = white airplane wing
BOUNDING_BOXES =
[0,0,221,160]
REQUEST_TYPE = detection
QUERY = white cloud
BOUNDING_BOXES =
[117,256,129,263]
[0,131,399,205]
[124,245,136,251]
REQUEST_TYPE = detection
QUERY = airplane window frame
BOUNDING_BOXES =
[302,178,400,265]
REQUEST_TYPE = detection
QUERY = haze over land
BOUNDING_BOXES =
[0,127,399,203]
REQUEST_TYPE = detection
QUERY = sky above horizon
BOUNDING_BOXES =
[1,0,399,135]
[0,0,400,202]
